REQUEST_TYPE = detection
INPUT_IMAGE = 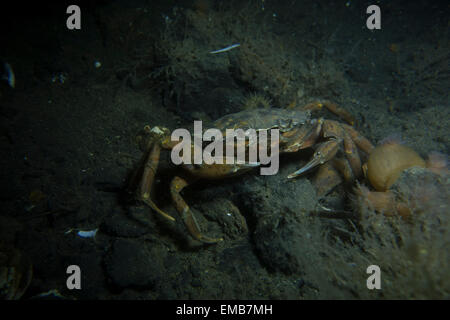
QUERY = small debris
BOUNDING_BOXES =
[51,73,67,84]
[65,228,98,238]
[210,43,240,54]
[77,229,98,238]
[2,62,15,88]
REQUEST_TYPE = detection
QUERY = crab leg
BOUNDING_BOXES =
[342,131,362,178]
[332,157,355,182]
[138,142,176,221]
[342,124,374,154]
[170,176,223,243]
[322,119,363,179]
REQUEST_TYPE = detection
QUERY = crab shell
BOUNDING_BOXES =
[209,108,311,134]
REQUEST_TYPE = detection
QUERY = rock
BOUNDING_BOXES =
[392,167,450,217]
[197,198,248,240]
[253,212,316,274]
[235,162,318,274]
[218,242,261,274]
[101,210,149,238]
[104,239,165,288]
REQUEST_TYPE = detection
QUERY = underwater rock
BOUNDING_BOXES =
[235,163,318,274]
[104,239,165,289]
[196,198,248,240]
[391,166,449,217]
[218,243,262,274]
[101,209,149,238]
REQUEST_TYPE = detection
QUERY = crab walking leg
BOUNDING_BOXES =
[170,176,223,243]
[332,157,355,182]
[342,124,375,154]
[322,119,362,179]
[138,143,176,221]
[342,131,362,178]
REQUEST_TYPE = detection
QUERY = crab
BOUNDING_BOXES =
[132,101,374,243]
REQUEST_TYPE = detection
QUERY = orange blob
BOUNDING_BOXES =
[366,142,426,191]
[355,184,397,215]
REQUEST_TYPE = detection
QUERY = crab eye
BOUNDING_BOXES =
[278,118,292,129]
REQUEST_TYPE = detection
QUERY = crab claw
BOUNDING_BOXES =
[288,138,341,179]
[287,157,323,178]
